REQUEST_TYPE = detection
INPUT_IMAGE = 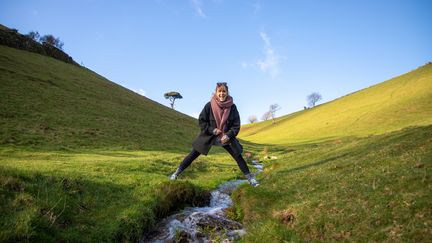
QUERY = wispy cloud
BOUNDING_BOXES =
[190,0,206,18]
[241,61,249,69]
[256,32,280,78]
[259,32,271,46]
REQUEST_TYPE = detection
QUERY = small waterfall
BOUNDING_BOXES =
[142,160,263,242]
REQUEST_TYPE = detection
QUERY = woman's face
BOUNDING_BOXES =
[216,86,227,102]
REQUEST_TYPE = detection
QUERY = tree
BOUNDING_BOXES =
[248,115,258,124]
[164,91,183,109]
[269,104,281,124]
[261,111,272,121]
[26,31,40,41]
[40,34,64,50]
[307,92,322,107]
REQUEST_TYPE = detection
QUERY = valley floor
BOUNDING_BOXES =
[0,147,241,241]
[1,125,431,242]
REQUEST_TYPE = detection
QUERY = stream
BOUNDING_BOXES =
[142,160,263,242]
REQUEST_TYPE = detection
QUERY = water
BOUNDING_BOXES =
[142,161,263,242]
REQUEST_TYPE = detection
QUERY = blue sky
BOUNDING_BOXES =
[1,0,431,123]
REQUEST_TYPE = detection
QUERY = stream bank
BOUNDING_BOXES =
[142,160,263,242]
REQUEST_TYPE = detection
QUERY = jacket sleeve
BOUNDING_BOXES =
[198,102,216,135]
[225,105,241,139]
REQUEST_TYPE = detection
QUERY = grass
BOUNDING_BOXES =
[240,63,432,144]
[0,45,198,151]
[0,44,250,241]
[234,125,432,242]
[3,127,430,241]
[0,146,252,241]
[0,44,209,240]
[233,61,432,241]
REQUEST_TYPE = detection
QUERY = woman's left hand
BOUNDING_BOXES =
[221,135,230,144]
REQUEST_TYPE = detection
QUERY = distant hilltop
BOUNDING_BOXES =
[0,24,78,65]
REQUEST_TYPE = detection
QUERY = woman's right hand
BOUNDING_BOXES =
[213,128,222,135]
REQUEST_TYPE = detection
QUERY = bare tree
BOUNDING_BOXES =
[40,34,64,50]
[307,92,322,107]
[261,111,272,121]
[26,31,40,41]
[164,91,183,109]
[269,104,281,124]
[248,115,258,124]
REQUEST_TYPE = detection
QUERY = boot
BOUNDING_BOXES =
[169,168,181,180]
[246,173,260,187]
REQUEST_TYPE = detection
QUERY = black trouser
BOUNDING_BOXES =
[176,146,251,175]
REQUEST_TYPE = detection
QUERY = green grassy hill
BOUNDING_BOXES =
[237,125,432,242]
[0,44,243,242]
[0,45,198,151]
[233,64,432,241]
[240,63,432,144]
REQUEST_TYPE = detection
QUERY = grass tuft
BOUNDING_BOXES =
[152,181,211,219]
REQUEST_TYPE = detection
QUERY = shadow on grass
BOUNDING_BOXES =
[0,166,210,242]
[264,125,432,176]
[276,152,352,175]
[137,159,174,175]
[0,166,141,242]
[0,144,193,155]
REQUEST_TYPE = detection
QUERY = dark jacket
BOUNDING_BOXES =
[192,102,243,156]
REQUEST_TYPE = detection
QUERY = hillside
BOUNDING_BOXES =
[0,45,198,150]
[240,63,432,144]
[234,63,431,242]
[0,24,77,65]
[0,42,238,242]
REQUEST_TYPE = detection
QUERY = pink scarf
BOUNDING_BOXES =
[210,94,233,138]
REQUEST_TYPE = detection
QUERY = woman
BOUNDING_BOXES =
[170,82,259,187]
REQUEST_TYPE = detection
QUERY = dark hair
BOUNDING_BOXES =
[216,82,228,92]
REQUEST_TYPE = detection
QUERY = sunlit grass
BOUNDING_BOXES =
[240,63,432,144]
[0,146,257,241]
[234,61,432,242]
[235,125,432,242]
